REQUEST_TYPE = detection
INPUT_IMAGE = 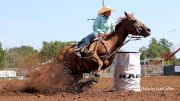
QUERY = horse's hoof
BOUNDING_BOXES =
[75,52,81,57]
[78,77,94,84]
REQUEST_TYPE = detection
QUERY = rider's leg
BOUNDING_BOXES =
[78,32,98,48]
[75,32,97,57]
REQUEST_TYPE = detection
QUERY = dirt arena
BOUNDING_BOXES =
[0,76,179,101]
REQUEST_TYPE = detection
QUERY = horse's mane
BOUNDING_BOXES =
[115,16,127,31]
[107,16,127,39]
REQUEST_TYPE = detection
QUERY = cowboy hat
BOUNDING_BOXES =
[98,6,115,15]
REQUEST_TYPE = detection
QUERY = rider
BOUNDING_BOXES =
[76,6,115,53]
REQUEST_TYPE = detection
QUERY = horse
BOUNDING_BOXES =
[56,12,151,85]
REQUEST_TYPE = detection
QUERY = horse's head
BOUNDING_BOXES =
[116,12,151,37]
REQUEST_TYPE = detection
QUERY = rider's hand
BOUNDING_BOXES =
[105,34,111,38]
[98,34,106,39]
[98,34,103,39]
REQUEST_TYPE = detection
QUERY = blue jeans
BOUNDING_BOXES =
[78,32,98,48]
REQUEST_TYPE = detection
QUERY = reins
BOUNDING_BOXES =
[102,35,142,61]
[101,17,143,60]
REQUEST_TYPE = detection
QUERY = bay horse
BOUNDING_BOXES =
[56,12,151,85]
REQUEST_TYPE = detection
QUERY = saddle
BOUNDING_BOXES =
[75,38,109,58]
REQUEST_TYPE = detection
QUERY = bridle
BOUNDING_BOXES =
[102,17,143,61]
[127,17,142,36]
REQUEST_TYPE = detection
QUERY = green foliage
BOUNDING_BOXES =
[7,45,38,56]
[139,46,148,60]
[5,45,39,68]
[0,43,6,68]
[140,37,173,60]
[147,38,161,58]
[139,37,178,64]
[0,40,77,68]
[175,58,180,65]
[5,50,19,68]
[40,41,75,60]
[159,38,173,52]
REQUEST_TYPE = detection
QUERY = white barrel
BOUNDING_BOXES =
[112,52,141,92]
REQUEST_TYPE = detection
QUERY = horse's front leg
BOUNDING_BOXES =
[87,42,105,83]
[94,55,104,71]
[88,42,104,72]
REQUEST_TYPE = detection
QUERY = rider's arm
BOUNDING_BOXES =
[110,18,115,33]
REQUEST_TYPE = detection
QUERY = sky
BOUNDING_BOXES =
[0,0,179,58]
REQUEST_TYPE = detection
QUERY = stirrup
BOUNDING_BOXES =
[75,48,81,52]
[75,51,81,57]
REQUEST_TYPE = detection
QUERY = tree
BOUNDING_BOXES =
[40,41,74,60]
[159,38,173,54]
[0,43,6,68]
[147,38,161,58]
[139,46,148,60]
[139,37,174,63]
[5,45,40,68]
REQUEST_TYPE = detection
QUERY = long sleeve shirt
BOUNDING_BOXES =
[93,15,115,35]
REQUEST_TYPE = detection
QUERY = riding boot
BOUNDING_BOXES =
[75,48,81,57]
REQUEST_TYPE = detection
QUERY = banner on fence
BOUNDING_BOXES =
[175,66,180,72]
[0,70,17,78]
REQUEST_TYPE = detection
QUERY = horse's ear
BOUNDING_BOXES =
[124,11,129,18]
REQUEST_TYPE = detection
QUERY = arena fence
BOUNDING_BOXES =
[0,68,28,80]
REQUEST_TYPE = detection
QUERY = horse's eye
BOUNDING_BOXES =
[139,27,142,30]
